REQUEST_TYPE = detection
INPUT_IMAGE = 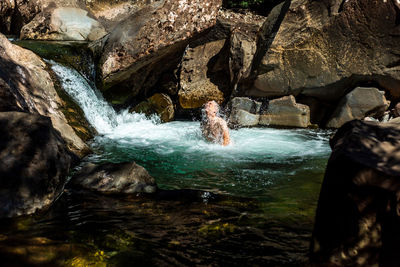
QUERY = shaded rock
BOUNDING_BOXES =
[392,102,400,118]
[98,0,222,104]
[310,120,400,266]
[20,7,107,41]
[179,39,227,109]
[326,87,389,128]
[0,33,89,156]
[71,162,157,194]
[130,93,175,123]
[297,95,331,126]
[0,0,41,35]
[0,112,77,218]
[259,95,310,128]
[246,0,400,102]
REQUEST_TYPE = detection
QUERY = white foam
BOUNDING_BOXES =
[49,62,331,159]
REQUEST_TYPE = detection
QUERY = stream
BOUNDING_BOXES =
[0,59,332,266]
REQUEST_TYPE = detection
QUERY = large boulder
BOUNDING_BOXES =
[217,10,265,93]
[0,112,77,218]
[20,7,107,41]
[98,0,222,104]
[178,39,227,109]
[0,33,88,156]
[130,93,175,123]
[71,162,157,194]
[246,0,400,103]
[326,87,389,128]
[259,95,310,128]
[311,120,400,266]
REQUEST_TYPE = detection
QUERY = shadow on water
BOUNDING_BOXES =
[0,188,316,266]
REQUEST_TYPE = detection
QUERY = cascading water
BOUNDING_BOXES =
[0,60,334,266]
[49,61,332,200]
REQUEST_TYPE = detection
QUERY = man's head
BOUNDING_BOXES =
[204,100,219,118]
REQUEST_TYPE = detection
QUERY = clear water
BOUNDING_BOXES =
[0,61,332,266]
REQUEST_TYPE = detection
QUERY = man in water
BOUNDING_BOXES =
[201,101,231,146]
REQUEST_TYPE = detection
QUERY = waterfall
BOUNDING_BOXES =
[49,61,160,135]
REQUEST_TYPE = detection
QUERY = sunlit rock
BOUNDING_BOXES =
[228,97,261,127]
[326,87,389,128]
[246,0,400,102]
[259,95,310,128]
[178,39,227,109]
[130,93,175,123]
[98,0,222,105]
[20,7,107,41]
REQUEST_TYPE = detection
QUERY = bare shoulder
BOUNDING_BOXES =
[216,117,228,129]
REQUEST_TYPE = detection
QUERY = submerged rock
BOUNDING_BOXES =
[71,162,157,194]
[326,87,389,128]
[0,112,77,218]
[20,7,107,41]
[0,33,89,156]
[259,95,310,128]
[130,93,174,123]
[98,0,222,104]
[246,0,400,103]
[311,120,400,266]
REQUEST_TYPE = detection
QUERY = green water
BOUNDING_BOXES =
[0,55,333,266]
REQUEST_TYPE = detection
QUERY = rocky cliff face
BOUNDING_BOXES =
[246,0,400,104]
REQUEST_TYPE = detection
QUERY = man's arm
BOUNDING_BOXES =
[218,119,230,146]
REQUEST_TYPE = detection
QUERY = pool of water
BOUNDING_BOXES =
[0,61,332,266]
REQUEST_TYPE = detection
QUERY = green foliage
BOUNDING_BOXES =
[224,0,264,9]
[223,0,284,15]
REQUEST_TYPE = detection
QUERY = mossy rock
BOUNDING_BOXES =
[13,40,94,80]
[130,93,175,123]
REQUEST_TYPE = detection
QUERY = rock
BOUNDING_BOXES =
[178,39,227,109]
[20,7,107,41]
[392,102,400,118]
[0,0,40,35]
[0,33,89,156]
[297,95,332,126]
[387,117,400,124]
[259,95,310,128]
[228,97,261,127]
[216,10,265,92]
[85,0,149,32]
[98,0,222,104]
[0,112,77,218]
[71,162,157,194]
[229,97,261,114]
[229,109,260,127]
[310,120,400,266]
[130,93,175,123]
[246,0,400,102]
[326,87,389,128]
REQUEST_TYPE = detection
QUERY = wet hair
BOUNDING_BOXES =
[201,101,224,132]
